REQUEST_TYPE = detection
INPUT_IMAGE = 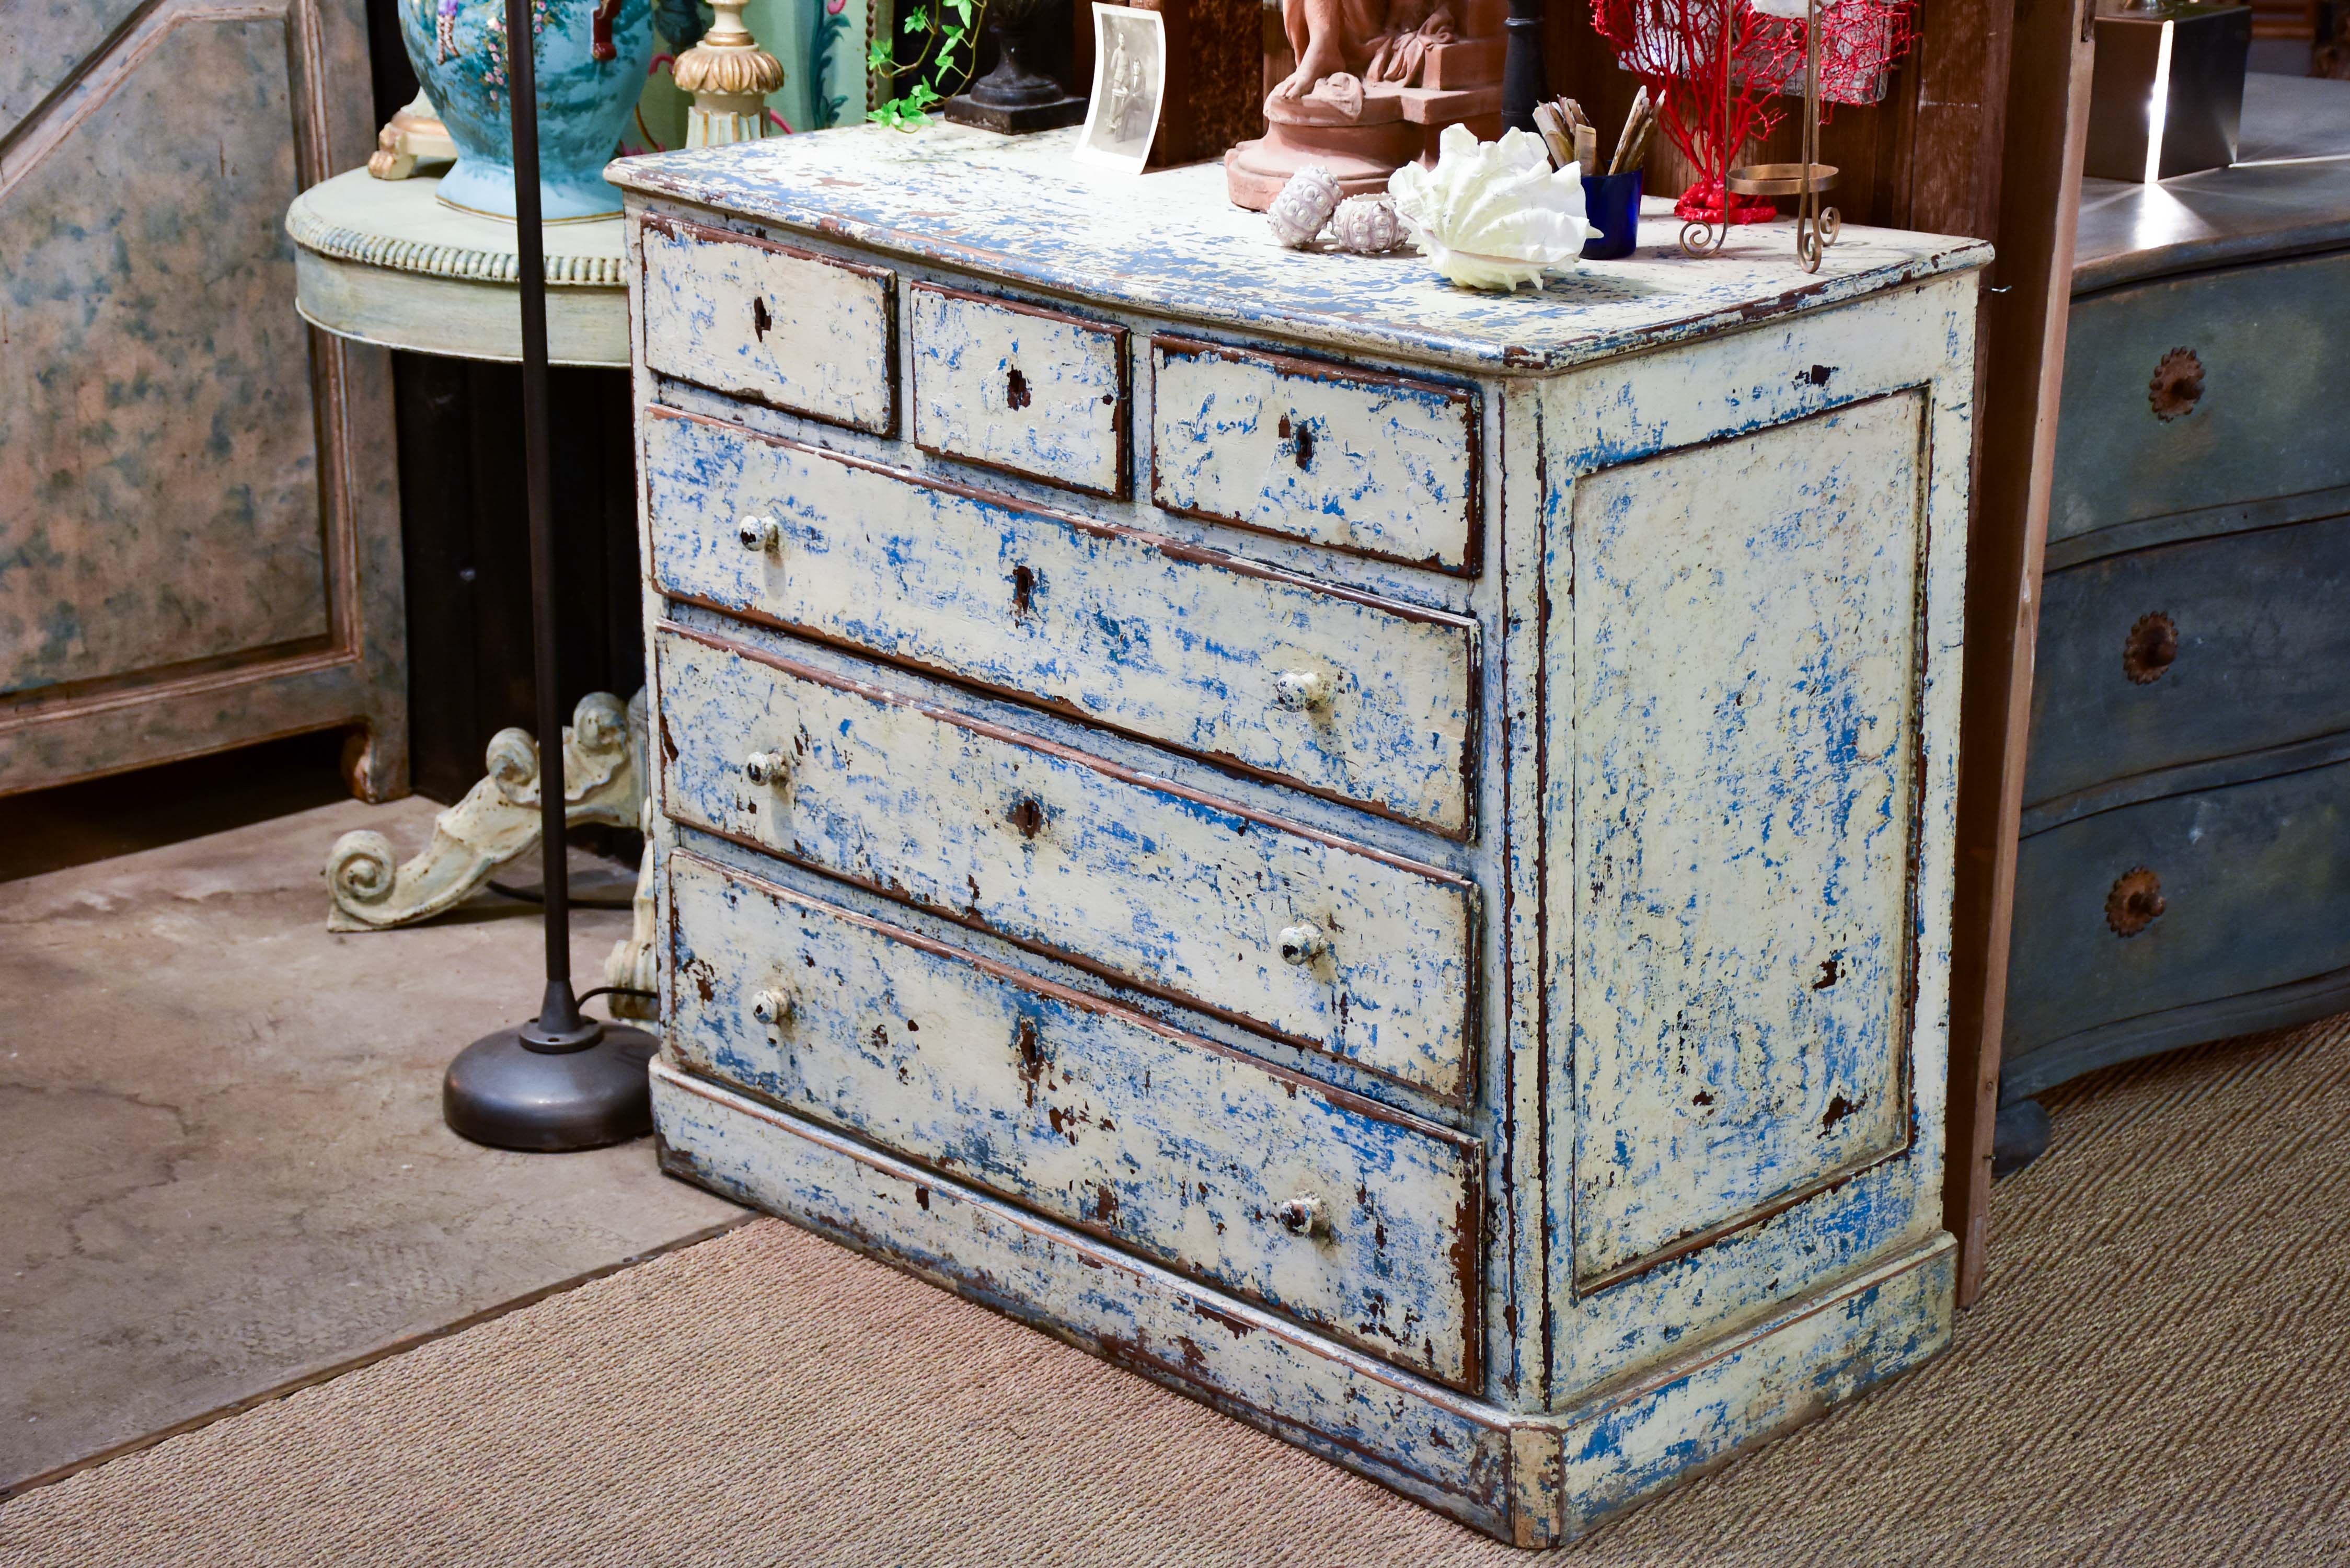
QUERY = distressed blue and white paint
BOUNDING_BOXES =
[654,625,1478,1100]
[664,849,1484,1387]
[911,284,1128,497]
[1570,393,1927,1290]
[619,123,1987,1546]
[639,213,896,432]
[1151,338,1479,571]
[643,407,1481,835]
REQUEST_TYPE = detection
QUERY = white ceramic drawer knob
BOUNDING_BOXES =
[751,988,794,1025]
[1273,1195,1330,1239]
[1277,923,1329,966]
[1273,670,1333,712]
[738,514,782,552]
[742,750,789,787]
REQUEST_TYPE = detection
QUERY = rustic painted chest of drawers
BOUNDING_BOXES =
[2001,75,2350,1115]
[614,126,1985,1545]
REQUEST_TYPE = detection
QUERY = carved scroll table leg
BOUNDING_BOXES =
[325,691,643,932]
[602,693,660,1022]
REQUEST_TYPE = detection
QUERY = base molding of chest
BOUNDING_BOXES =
[652,1058,1955,1547]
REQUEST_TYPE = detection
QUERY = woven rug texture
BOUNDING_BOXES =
[5,1016,2348,1566]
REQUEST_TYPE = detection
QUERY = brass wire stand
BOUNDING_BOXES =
[1680,0,1841,271]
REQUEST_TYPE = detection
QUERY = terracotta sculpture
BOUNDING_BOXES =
[1226,0,1508,211]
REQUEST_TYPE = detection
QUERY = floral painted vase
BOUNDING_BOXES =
[402,0,654,221]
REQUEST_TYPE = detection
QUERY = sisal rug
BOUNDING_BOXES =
[6,1016,2349,1566]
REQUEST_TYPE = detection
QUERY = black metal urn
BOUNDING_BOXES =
[943,0,1087,132]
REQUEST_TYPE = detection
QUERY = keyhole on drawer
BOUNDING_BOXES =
[1011,563,1035,621]
[2149,347,2202,422]
[752,296,772,341]
[2105,866,2167,938]
[1014,1017,1045,1105]
[2123,612,2179,685]
[1008,796,1045,838]
[1278,414,1314,470]
[1005,365,1031,409]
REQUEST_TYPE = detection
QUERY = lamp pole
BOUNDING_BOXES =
[442,0,657,1151]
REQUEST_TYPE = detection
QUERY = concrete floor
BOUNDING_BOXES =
[0,796,742,1492]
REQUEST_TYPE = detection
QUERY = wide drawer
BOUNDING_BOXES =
[664,850,1484,1388]
[2025,515,2350,810]
[1151,336,1481,574]
[643,406,1479,836]
[911,283,1129,498]
[655,624,1477,1101]
[2051,250,2350,544]
[2003,757,2350,1071]
[638,215,897,434]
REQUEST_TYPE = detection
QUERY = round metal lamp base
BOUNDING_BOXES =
[443,1020,657,1151]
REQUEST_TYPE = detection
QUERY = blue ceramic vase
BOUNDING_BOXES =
[402,0,654,221]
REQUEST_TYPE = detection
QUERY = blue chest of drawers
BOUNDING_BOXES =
[2002,75,2350,1105]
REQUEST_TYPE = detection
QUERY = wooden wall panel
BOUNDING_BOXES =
[0,0,407,800]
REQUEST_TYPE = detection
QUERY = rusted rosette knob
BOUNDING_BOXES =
[2123,612,2179,685]
[2105,867,2167,937]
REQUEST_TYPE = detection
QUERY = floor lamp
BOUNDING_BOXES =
[442,3,658,1151]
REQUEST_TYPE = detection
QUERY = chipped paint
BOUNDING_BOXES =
[642,406,1481,836]
[653,623,1479,1101]
[1568,392,1928,1291]
[911,283,1130,498]
[1151,337,1481,572]
[664,848,1484,1387]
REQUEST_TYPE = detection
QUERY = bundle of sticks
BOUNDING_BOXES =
[1531,88,1657,178]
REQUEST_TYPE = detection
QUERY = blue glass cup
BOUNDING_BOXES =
[1581,170,1645,261]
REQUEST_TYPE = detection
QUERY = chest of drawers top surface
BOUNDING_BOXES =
[612,123,1986,377]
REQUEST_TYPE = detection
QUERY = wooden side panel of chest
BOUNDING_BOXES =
[1568,393,1929,1291]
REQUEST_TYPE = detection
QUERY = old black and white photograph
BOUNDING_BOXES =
[1074,3,1167,172]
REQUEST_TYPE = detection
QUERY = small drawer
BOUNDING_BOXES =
[2024,514,2350,810]
[911,284,1128,497]
[2002,757,2350,1077]
[1151,336,1480,574]
[638,214,896,434]
[654,624,1477,1101]
[2051,250,2350,544]
[643,407,1479,837]
[664,850,1484,1388]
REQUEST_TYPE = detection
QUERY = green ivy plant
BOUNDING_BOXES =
[866,0,984,128]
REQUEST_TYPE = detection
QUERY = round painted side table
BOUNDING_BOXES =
[287,166,629,367]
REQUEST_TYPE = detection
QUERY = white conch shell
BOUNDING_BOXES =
[1388,124,1594,291]
[1268,165,1344,249]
